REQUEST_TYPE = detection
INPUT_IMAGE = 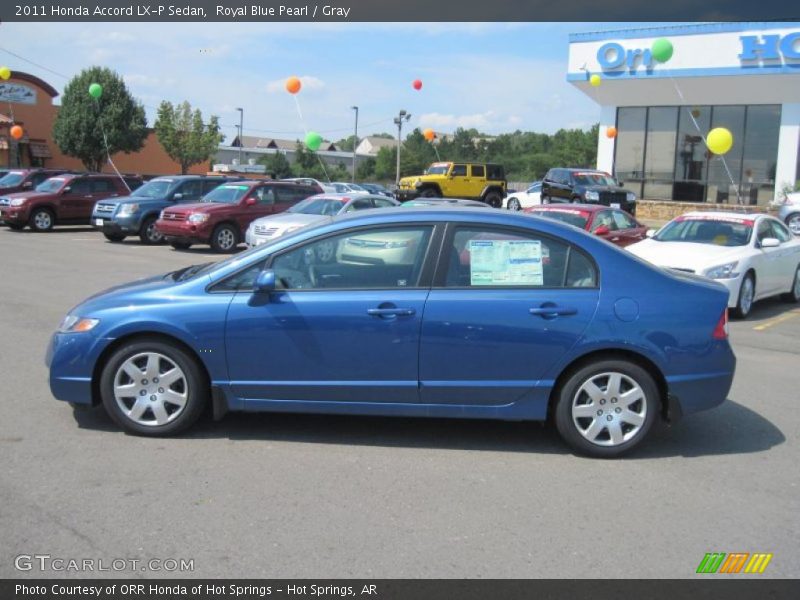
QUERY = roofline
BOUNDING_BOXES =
[569,21,800,43]
[3,71,59,98]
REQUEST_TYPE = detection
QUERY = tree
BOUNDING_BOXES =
[154,100,223,174]
[356,157,376,180]
[258,151,292,178]
[335,134,358,152]
[53,66,148,172]
[374,146,397,181]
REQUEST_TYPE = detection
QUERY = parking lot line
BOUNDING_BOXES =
[752,309,800,331]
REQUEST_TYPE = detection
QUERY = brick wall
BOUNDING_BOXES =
[635,200,771,221]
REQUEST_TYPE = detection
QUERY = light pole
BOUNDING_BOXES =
[393,109,411,186]
[351,106,359,182]
[236,107,243,165]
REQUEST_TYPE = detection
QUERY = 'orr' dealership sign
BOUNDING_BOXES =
[596,31,800,71]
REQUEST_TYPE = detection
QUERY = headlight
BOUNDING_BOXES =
[187,213,209,223]
[705,262,739,280]
[58,315,100,333]
[10,197,27,207]
[626,192,636,202]
[117,203,139,216]
[584,191,599,201]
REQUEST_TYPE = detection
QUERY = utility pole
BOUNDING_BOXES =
[393,109,410,186]
[351,106,359,182]
[236,107,243,165]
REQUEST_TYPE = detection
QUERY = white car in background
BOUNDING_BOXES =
[283,177,336,193]
[504,181,541,211]
[628,212,800,319]
[331,182,370,195]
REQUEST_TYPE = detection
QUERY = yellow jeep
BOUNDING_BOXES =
[396,162,507,207]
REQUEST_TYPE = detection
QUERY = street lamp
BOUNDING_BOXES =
[393,109,411,186]
[234,125,241,165]
[351,106,359,183]
[236,107,244,165]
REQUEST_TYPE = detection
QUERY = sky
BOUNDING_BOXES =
[0,22,654,143]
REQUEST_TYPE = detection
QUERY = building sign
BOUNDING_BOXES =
[597,43,653,71]
[739,32,800,62]
[0,83,37,105]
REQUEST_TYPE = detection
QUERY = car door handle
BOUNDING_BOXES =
[610,237,620,241]
[529,306,577,317]
[367,307,416,317]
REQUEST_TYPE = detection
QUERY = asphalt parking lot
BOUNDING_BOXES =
[1,226,798,579]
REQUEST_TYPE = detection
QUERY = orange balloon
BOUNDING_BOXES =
[606,126,617,139]
[423,128,435,141]
[285,76,301,94]
[10,125,23,140]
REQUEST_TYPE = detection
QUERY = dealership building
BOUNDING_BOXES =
[569,23,800,206]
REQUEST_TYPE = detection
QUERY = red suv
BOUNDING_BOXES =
[0,173,142,232]
[155,180,322,252]
[0,168,71,195]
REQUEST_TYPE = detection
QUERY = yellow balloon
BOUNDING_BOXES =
[707,127,733,155]
[0,66,10,81]
[589,74,602,87]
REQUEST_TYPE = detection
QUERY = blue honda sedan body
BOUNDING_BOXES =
[46,208,735,457]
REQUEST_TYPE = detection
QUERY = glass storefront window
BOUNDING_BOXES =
[673,106,710,202]
[613,107,646,199]
[742,105,781,205]
[643,107,678,200]
[706,106,745,204]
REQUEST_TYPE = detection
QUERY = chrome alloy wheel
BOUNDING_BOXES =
[34,211,52,230]
[739,276,754,316]
[113,352,188,426]
[216,228,236,250]
[145,220,163,243]
[571,372,647,447]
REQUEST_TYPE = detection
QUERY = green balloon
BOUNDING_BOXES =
[651,38,674,63]
[305,131,322,152]
[88,83,103,99]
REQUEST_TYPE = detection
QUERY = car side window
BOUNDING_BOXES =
[254,186,276,205]
[769,219,792,243]
[271,226,433,291]
[68,179,90,194]
[528,182,541,193]
[756,220,772,243]
[372,198,395,208]
[179,180,204,199]
[612,210,635,230]
[443,227,596,288]
[277,186,309,205]
[471,165,485,178]
[346,198,373,212]
[592,211,616,232]
[203,179,225,194]
[91,179,114,193]
[451,164,467,177]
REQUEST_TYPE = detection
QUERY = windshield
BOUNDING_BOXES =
[0,171,26,187]
[132,179,174,198]
[535,209,590,229]
[348,183,366,191]
[424,165,450,175]
[35,178,67,193]
[289,197,344,216]
[654,217,753,247]
[202,184,250,204]
[573,173,618,187]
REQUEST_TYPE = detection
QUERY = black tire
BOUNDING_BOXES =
[99,337,208,436]
[554,359,659,458]
[6,222,25,231]
[731,272,755,319]
[484,191,502,208]
[170,241,192,250]
[139,215,164,245]
[210,223,239,253]
[103,232,126,242]
[420,187,439,198]
[29,207,55,232]
[507,198,521,211]
[780,265,800,303]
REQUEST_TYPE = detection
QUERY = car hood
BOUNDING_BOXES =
[0,190,54,201]
[251,213,329,228]
[163,202,231,215]
[111,194,168,205]
[627,239,745,272]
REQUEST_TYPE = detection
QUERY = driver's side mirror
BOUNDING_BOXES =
[172,192,183,201]
[253,269,276,294]
[760,237,780,248]
[594,225,610,236]
[62,186,72,194]
[245,197,257,206]
[646,229,656,238]
[22,181,32,188]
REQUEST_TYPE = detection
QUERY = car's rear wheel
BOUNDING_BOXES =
[554,360,658,458]
[103,232,126,242]
[29,208,54,232]
[781,265,800,303]
[100,338,208,436]
[210,224,239,253]
[170,241,192,250]
[420,188,439,198]
[484,191,502,208]
[732,272,755,319]
[139,216,164,245]
[785,213,800,236]
[507,198,521,211]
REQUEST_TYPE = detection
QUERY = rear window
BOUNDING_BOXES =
[534,209,591,229]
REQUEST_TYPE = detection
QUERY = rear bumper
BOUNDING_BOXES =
[666,346,736,416]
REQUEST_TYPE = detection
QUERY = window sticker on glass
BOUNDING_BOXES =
[468,239,543,286]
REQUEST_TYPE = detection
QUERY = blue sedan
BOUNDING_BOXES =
[46,208,736,457]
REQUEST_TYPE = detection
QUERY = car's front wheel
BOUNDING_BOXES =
[732,272,755,319]
[29,208,55,232]
[210,223,239,253]
[170,241,192,250]
[785,213,800,236]
[139,216,164,245]
[507,198,521,211]
[103,232,126,242]
[554,360,659,458]
[100,338,208,436]
[420,188,439,198]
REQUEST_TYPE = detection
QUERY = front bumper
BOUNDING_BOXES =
[0,206,30,224]
[91,213,141,235]
[156,219,211,244]
[46,331,113,405]
[715,276,743,309]
[395,188,421,202]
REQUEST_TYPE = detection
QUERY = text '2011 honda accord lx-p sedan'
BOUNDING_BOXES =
[46,207,736,457]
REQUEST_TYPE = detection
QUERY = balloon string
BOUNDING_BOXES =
[665,71,740,204]
[94,98,131,193]
[293,94,331,183]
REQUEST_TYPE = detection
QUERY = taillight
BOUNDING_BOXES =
[712,310,729,340]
